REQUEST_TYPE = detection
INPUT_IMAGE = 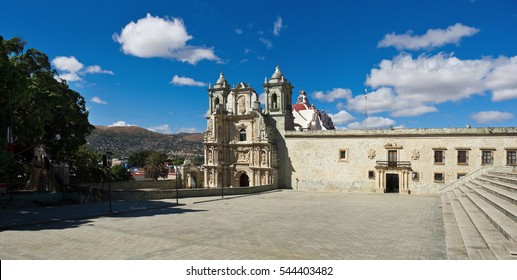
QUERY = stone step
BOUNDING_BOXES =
[447,189,494,259]
[466,182,517,222]
[487,171,517,180]
[456,185,516,259]
[458,185,517,257]
[441,194,469,260]
[471,179,517,207]
[477,175,517,194]
[482,172,517,184]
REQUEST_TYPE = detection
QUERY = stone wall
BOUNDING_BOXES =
[284,127,517,195]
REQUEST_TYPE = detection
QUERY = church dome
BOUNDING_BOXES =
[216,73,226,84]
[271,66,283,79]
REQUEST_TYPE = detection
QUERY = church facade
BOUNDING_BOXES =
[204,67,517,194]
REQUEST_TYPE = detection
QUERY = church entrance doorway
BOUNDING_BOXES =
[239,173,249,187]
[386,174,399,193]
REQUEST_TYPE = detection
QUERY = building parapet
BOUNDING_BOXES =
[285,127,517,138]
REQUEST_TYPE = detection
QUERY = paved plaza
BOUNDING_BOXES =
[0,190,446,259]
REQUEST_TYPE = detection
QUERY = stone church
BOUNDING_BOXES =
[204,67,517,194]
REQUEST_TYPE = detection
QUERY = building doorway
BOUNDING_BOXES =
[386,174,399,193]
[239,173,249,187]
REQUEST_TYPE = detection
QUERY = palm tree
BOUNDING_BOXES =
[144,152,168,180]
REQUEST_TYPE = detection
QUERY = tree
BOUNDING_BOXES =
[128,150,152,167]
[0,36,93,184]
[144,152,168,180]
[110,164,133,182]
[68,145,103,184]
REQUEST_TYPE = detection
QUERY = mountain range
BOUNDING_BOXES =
[86,126,204,158]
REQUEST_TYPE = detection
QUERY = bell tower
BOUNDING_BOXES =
[208,73,230,114]
[263,66,294,130]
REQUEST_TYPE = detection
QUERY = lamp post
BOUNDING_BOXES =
[105,151,113,213]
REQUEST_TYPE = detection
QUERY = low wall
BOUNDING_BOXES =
[69,184,277,201]
[76,180,178,190]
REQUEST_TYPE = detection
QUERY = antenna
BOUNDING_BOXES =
[364,89,368,130]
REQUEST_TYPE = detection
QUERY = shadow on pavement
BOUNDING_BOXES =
[1,200,206,232]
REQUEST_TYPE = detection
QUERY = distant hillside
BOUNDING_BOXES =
[86,125,204,158]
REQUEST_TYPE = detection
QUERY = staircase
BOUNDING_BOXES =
[441,168,517,259]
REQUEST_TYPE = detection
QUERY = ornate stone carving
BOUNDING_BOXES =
[261,151,267,165]
[384,141,402,149]
[238,96,246,115]
[367,148,376,159]
[411,149,420,160]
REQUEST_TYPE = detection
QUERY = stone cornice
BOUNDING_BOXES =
[284,127,517,138]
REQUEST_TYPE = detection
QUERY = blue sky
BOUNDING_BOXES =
[2,0,517,133]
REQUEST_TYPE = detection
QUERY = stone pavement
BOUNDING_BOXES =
[0,190,446,259]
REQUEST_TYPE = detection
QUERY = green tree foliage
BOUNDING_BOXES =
[110,164,133,182]
[0,36,94,183]
[144,151,168,180]
[128,150,152,167]
[68,145,103,184]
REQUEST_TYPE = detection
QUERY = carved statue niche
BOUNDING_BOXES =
[261,150,267,166]
[367,148,376,159]
[238,96,246,115]
[206,119,214,140]
[208,150,213,164]
[411,149,420,160]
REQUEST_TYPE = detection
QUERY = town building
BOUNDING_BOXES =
[204,67,517,194]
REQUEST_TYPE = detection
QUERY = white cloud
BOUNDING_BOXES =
[148,124,173,134]
[235,28,243,35]
[346,87,395,114]
[90,96,108,105]
[365,53,517,113]
[367,53,490,104]
[328,110,355,126]
[170,75,207,86]
[85,65,114,75]
[259,37,272,49]
[312,88,352,102]
[378,23,479,51]
[486,56,517,101]
[177,127,200,133]
[348,117,396,129]
[471,111,513,124]
[273,16,285,36]
[110,121,135,127]
[52,56,113,82]
[113,13,220,64]
[57,73,82,82]
[52,56,84,73]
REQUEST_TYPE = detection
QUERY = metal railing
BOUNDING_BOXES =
[375,161,412,168]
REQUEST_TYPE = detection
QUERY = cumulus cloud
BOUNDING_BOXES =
[52,56,84,73]
[110,121,136,127]
[328,110,355,126]
[312,88,352,102]
[90,96,108,105]
[113,13,220,64]
[148,124,173,134]
[85,65,114,75]
[52,56,113,82]
[170,75,207,86]
[471,111,513,124]
[365,53,517,116]
[486,56,517,101]
[348,117,396,130]
[273,16,285,36]
[378,23,479,51]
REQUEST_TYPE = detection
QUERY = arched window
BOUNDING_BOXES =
[239,129,247,141]
[271,93,278,109]
[239,173,249,187]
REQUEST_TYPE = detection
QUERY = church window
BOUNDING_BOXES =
[239,129,247,141]
[457,150,468,165]
[481,149,494,165]
[434,173,444,183]
[338,148,348,162]
[368,171,375,179]
[271,93,278,109]
[457,173,466,179]
[433,149,445,164]
[506,150,516,166]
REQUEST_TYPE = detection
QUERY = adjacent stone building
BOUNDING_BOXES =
[204,67,517,194]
